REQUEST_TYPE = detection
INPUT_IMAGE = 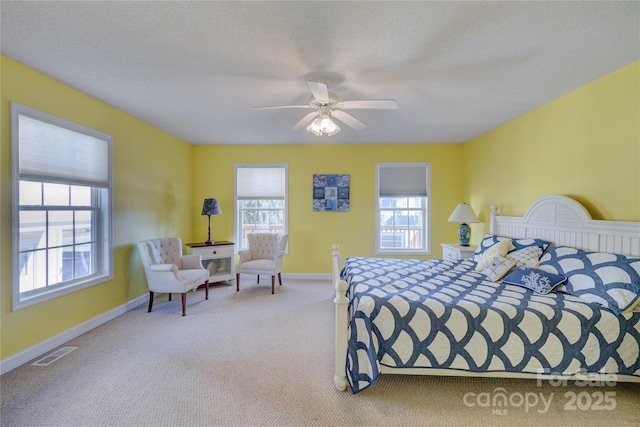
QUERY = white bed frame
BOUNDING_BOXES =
[333,195,640,390]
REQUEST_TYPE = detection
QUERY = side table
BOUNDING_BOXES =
[441,243,477,261]
[186,241,235,284]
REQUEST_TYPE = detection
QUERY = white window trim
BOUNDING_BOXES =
[11,102,114,311]
[375,162,431,256]
[234,164,288,252]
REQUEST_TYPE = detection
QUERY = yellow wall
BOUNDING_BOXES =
[0,56,195,360]
[191,144,464,273]
[463,60,639,238]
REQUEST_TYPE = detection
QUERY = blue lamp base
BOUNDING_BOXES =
[458,223,471,246]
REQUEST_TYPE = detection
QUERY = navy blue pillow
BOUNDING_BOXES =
[502,267,567,295]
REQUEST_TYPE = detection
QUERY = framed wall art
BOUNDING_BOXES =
[313,174,350,212]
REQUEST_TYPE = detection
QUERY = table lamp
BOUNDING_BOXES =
[448,202,479,246]
[201,198,222,245]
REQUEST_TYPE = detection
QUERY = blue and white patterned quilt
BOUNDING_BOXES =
[341,257,640,393]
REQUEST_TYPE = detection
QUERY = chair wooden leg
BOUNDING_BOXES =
[236,273,240,291]
[204,280,209,300]
[271,276,275,294]
[278,272,282,286]
[148,291,154,312]
[181,293,187,316]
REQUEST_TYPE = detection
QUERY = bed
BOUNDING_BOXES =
[332,195,640,393]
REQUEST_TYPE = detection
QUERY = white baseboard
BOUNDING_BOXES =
[0,294,147,375]
[281,272,331,281]
[235,272,332,282]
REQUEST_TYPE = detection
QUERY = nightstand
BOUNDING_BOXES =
[441,243,477,261]
[186,241,235,284]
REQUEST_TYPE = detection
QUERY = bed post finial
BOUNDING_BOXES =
[332,244,341,288]
[490,204,499,234]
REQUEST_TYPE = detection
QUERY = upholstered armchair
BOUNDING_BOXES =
[236,233,288,294]
[138,237,209,316]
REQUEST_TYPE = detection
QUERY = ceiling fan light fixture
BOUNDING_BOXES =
[306,113,340,136]
[253,79,395,135]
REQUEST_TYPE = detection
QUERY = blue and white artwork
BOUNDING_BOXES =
[313,174,350,212]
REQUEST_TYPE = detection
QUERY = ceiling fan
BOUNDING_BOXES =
[251,80,398,136]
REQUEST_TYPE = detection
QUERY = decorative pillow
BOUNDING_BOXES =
[506,246,541,268]
[474,234,510,262]
[539,246,640,314]
[480,256,516,282]
[474,234,552,262]
[502,267,567,295]
[475,239,514,271]
[510,237,553,256]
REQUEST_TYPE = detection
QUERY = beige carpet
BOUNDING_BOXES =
[1,279,639,426]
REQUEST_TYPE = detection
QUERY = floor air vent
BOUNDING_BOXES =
[32,346,78,366]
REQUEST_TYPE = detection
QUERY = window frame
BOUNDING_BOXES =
[375,162,431,256]
[234,164,288,251]
[11,102,113,311]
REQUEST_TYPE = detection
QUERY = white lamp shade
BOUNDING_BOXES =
[448,203,479,224]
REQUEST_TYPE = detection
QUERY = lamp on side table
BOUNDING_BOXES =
[448,202,479,246]
[201,198,222,245]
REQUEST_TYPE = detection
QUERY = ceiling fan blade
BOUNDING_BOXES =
[291,111,318,131]
[251,104,314,110]
[307,81,330,103]
[332,110,367,130]
[337,99,398,110]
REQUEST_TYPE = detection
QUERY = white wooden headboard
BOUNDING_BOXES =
[490,195,640,256]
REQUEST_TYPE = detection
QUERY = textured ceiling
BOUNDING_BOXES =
[1,1,638,145]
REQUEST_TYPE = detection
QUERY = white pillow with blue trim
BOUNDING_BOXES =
[539,246,640,314]
[506,246,541,268]
[480,256,516,282]
[474,239,514,271]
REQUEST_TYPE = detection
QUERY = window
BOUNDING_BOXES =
[376,163,430,255]
[235,165,287,250]
[12,103,113,310]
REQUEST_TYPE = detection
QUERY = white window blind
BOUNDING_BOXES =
[236,166,286,200]
[378,164,429,197]
[18,114,110,187]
